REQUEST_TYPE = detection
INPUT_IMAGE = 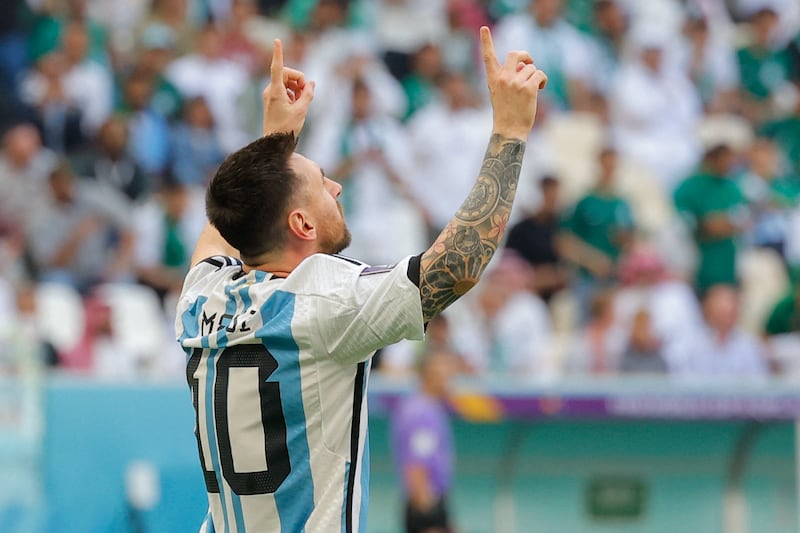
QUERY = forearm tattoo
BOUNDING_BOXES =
[419,134,526,321]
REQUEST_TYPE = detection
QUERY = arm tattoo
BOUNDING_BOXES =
[419,134,526,321]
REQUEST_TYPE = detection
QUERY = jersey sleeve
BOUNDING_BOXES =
[288,254,425,365]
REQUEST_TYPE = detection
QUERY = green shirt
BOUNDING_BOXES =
[765,292,800,335]
[561,190,634,278]
[674,171,747,291]
[760,116,800,177]
[736,45,789,101]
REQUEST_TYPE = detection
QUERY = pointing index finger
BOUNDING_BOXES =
[480,26,500,79]
[270,39,285,92]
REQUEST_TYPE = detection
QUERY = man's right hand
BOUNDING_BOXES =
[262,39,315,137]
[480,26,547,141]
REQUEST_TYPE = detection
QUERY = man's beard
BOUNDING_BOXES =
[319,223,352,255]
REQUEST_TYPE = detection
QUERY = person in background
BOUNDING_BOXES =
[667,284,769,378]
[19,52,86,154]
[391,349,456,533]
[132,178,206,298]
[117,67,172,177]
[70,116,151,203]
[557,147,635,319]
[609,24,702,191]
[400,43,444,121]
[567,289,626,375]
[505,175,568,304]
[170,96,226,188]
[0,124,57,237]
[406,70,491,234]
[759,83,800,177]
[674,144,749,295]
[219,0,262,73]
[135,24,184,121]
[447,253,554,377]
[736,7,790,123]
[740,137,800,262]
[165,24,249,152]
[27,162,133,293]
[618,309,667,375]
[677,16,740,114]
[305,77,427,265]
[492,0,595,111]
[613,244,703,359]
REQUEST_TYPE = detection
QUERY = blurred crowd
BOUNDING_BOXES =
[1,0,800,382]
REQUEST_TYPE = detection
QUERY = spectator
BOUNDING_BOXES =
[132,179,206,297]
[504,175,569,303]
[27,0,108,66]
[165,24,250,152]
[740,137,800,261]
[171,97,225,188]
[677,16,740,113]
[391,349,456,533]
[220,0,262,73]
[118,67,172,177]
[583,0,629,105]
[27,162,133,293]
[70,116,151,202]
[618,309,668,374]
[736,7,790,122]
[19,52,86,154]
[610,24,702,190]
[136,24,184,121]
[765,278,800,336]
[674,144,749,294]
[447,254,554,377]
[567,290,626,375]
[400,43,444,121]
[372,0,448,80]
[493,0,595,111]
[667,284,769,378]
[305,78,426,264]
[614,245,703,357]
[406,70,491,232]
[759,86,800,177]
[0,124,57,236]
[55,21,113,136]
[557,147,635,317]
[137,0,196,56]
[380,314,465,377]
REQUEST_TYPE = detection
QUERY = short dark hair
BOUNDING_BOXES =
[206,133,298,261]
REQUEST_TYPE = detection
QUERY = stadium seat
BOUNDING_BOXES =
[615,156,674,236]
[96,283,169,368]
[35,282,85,354]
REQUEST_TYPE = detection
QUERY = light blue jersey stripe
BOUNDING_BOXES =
[204,348,231,533]
[358,363,371,532]
[180,296,207,346]
[220,279,249,533]
[256,290,314,531]
[341,462,351,533]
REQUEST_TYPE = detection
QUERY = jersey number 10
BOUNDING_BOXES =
[187,345,291,495]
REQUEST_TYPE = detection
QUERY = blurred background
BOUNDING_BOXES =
[2,0,800,531]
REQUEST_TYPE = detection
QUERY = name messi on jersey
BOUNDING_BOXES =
[201,309,257,336]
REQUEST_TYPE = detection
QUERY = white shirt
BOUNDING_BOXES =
[406,100,493,230]
[166,55,250,152]
[666,326,769,379]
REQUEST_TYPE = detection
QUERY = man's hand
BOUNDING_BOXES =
[262,39,315,137]
[480,26,547,141]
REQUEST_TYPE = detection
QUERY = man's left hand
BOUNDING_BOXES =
[262,39,315,137]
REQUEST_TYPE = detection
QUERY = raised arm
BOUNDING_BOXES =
[418,27,547,321]
[190,39,315,267]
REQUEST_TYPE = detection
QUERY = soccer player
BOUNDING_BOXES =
[176,27,546,532]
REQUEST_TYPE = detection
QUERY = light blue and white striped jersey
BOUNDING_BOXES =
[176,253,424,533]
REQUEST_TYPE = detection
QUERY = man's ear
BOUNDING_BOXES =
[287,209,316,241]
